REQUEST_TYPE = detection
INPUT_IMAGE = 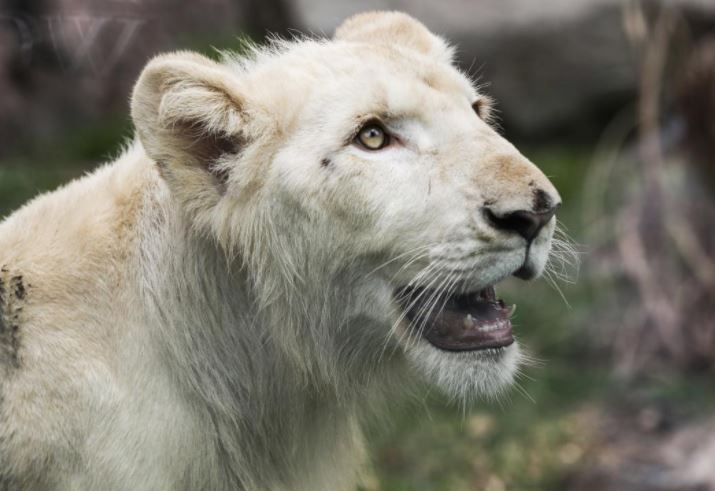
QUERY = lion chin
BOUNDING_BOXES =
[0,10,560,491]
[406,340,522,401]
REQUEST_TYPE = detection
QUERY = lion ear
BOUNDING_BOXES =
[334,11,454,63]
[131,51,245,185]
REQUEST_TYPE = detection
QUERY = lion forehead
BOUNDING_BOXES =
[227,39,475,130]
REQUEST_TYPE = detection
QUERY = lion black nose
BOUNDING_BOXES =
[483,203,559,242]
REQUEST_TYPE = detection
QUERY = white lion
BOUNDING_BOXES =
[0,11,561,490]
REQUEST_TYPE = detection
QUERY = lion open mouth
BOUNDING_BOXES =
[396,286,515,351]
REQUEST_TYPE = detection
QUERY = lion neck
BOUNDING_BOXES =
[136,177,409,488]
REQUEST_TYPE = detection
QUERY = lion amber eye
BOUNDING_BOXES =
[356,124,389,150]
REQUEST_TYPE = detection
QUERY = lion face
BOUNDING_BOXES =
[132,12,560,402]
[265,17,560,400]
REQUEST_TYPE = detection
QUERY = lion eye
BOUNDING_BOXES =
[356,123,389,150]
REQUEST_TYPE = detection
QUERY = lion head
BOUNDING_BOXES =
[131,11,561,403]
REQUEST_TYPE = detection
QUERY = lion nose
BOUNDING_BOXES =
[483,203,560,242]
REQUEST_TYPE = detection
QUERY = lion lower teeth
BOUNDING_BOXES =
[463,315,511,332]
[478,320,508,333]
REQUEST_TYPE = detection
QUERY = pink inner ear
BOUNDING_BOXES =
[174,118,239,186]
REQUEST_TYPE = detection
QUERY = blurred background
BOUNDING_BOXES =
[2,0,715,489]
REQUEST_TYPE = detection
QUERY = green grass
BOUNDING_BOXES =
[0,116,130,218]
[364,363,607,491]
